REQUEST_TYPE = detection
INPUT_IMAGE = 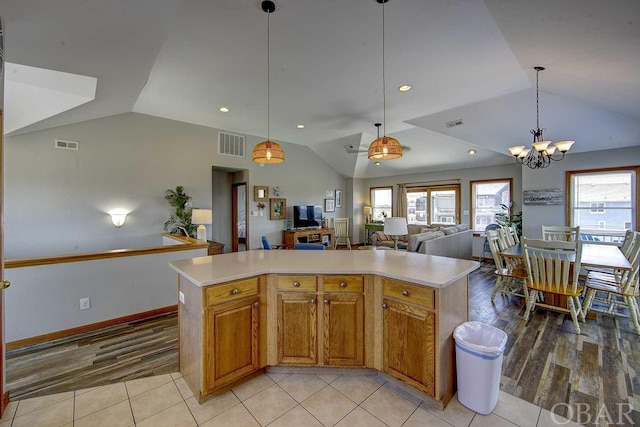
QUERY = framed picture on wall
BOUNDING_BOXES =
[254,185,269,201]
[335,189,343,208]
[324,199,335,212]
[270,198,286,220]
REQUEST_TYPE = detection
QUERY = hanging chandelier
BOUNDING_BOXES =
[507,66,574,169]
[367,0,402,161]
[252,1,285,164]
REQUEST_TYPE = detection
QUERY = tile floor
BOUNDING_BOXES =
[0,371,583,427]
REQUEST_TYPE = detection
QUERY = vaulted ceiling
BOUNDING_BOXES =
[2,0,639,178]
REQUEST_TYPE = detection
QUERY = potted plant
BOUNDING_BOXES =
[163,186,197,237]
[495,202,522,236]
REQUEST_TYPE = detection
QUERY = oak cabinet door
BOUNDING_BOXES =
[205,296,259,391]
[278,292,317,365]
[323,293,364,366]
[383,298,436,397]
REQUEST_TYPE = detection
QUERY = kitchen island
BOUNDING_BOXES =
[170,250,479,409]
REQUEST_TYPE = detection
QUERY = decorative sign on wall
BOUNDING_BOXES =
[523,189,564,205]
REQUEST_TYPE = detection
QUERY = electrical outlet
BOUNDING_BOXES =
[80,297,91,310]
[179,291,185,304]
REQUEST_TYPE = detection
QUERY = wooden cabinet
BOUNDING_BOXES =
[275,274,365,367]
[205,295,259,391]
[382,278,436,398]
[179,275,265,402]
[277,275,317,365]
[283,228,334,249]
[321,275,364,366]
[207,241,225,255]
[204,277,261,392]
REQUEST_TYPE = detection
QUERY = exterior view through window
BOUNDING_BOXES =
[568,167,638,242]
[371,187,393,222]
[470,179,512,231]
[406,185,460,225]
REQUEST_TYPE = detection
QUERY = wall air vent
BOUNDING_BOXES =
[55,139,79,150]
[445,119,464,129]
[218,132,245,157]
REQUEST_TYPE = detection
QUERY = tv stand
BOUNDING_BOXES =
[283,228,334,249]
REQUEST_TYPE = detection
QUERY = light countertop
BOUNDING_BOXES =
[169,250,480,289]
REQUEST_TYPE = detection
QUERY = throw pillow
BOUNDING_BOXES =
[442,226,457,235]
[374,231,390,241]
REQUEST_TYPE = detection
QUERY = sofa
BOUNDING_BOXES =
[370,223,473,260]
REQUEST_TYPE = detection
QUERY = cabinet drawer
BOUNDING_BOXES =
[206,277,259,306]
[382,278,435,309]
[322,275,364,293]
[276,275,317,292]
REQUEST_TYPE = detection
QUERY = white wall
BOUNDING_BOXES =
[3,112,348,258]
[521,146,640,239]
[4,246,206,342]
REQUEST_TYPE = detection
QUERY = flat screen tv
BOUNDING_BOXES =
[293,205,323,229]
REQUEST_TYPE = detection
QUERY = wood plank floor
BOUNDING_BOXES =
[5,261,640,424]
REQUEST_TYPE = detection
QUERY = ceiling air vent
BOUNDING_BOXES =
[445,119,464,129]
[55,139,79,150]
[218,132,245,157]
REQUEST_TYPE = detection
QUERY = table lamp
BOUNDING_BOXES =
[192,209,212,241]
[384,217,408,250]
[363,206,372,223]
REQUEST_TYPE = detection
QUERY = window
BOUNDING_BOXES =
[370,187,393,221]
[568,167,638,242]
[470,179,512,232]
[406,185,460,225]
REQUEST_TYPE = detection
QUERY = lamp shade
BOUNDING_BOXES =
[192,209,212,225]
[252,140,285,164]
[363,206,372,215]
[384,217,408,236]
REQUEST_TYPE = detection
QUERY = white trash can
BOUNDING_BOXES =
[453,321,508,415]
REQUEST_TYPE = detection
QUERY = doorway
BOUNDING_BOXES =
[232,182,247,252]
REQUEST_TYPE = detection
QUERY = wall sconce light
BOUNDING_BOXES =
[109,209,128,227]
[192,208,213,241]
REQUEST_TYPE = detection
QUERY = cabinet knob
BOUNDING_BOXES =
[254,302,259,308]
[310,298,316,305]
[340,282,347,288]
[293,282,300,287]
[402,290,409,296]
[231,289,239,295]
[382,303,388,309]
[323,299,329,304]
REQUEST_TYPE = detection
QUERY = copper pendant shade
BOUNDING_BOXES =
[252,1,285,164]
[252,140,285,164]
[368,123,402,160]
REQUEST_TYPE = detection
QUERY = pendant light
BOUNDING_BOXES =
[368,0,402,161]
[252,1,285,164]
[507,66,575,169]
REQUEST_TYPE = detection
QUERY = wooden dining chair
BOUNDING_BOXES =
[497,227,523,271]
[486,230,528,301]
[333,218,351,250]
[521,237,585,334]
[541,225,581,242]
[507,225,520,244]
[582,231,640,335]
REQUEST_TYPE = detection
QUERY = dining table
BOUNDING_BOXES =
[500,241,632,312]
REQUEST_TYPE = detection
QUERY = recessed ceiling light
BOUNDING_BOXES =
[219,107,230,113]
[374,161,381,166]
[468,149,477,155]
[296,124,305,129]
[398,85,412,92]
